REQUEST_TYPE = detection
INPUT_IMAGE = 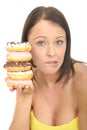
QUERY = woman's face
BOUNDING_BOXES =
[28,20,66,75]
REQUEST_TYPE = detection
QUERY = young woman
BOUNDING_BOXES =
[9,6,87,130]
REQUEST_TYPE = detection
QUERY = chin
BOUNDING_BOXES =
[42,70,58,75]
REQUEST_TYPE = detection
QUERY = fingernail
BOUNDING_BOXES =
[25,85,29,89]
[9,87,13,91]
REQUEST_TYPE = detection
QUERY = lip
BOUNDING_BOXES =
[45,61,58,66]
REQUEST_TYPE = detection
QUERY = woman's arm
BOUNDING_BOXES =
[9,85,34,130]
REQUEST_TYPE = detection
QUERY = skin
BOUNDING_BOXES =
[9,20,87,130]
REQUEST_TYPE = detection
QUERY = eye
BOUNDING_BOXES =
[37,41,46,46]
[55,40,63,45]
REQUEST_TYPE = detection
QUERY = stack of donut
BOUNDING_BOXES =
[4,41,33,88]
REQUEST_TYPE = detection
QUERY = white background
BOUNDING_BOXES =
[0,0,87,129]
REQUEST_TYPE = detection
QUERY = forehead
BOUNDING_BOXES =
[28,20,66,40]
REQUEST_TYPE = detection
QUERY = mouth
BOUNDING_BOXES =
[45,61,58,66]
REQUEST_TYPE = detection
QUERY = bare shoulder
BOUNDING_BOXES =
[73,62,87,105]
[74,61,87,71]
[74,62,87,82]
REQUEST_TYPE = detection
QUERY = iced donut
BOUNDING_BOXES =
[6,78,33,88]
[6,41,32,52]
[6,52,32,62]
[4,61,31,72]
[7,70,33,80]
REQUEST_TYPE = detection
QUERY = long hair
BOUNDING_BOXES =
[21,6,75,82]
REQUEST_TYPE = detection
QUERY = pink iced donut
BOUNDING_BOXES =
[6,78,33,88]
[6,52,32,62]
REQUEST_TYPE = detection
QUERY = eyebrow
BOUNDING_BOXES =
[56,36,66,39]
[33,35,65,41]
[33,36,47,40]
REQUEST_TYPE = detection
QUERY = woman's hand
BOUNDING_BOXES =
[10,83,34,94]
[5,77,34,95]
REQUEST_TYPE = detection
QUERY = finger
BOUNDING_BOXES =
[23,84,34,94]
[9,87,15,92]
[23,85,30,93]
[17,84,23,93]
[5,77,8,81]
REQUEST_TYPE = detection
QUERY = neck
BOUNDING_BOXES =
[34,69,59,88]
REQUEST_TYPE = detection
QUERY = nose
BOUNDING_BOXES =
[47,44,55,57]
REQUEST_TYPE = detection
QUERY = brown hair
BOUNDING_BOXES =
[21,6,75,82]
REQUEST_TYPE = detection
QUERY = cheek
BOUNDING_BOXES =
[58,46,66,58]
[57,47,66,63]
[31,48,42,65]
